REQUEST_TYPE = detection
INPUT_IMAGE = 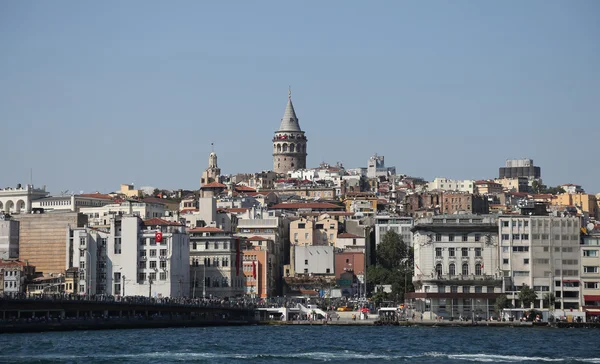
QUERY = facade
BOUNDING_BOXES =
[79,200,166,226]
[366,153,396,178]
[119,184,143,198]
[581,230,600,316]
[293,245,335,275]
[499,158,541,181]
[428,178,475,194]
[188,227,244,298]
[410,215,502,320]
[559,184,584,194]
[31,194,113,213]
[335,251,365,279]
[495,177,529,193]
[67,216,189,297]
[554,193,598,220]
[201,151,222,186]
[474,180,504,195]
[375,215,413,247]
[273,90,307,174]
[441,192,489,215]
[0,217,19,259]
[242,237,276,298]
[498,215,581,311]
[14,212,87,275]
[0,260,35,296]
[336,233,365,250]
[290,215,339,246]
[0,184,49,214]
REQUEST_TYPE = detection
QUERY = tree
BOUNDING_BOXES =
[517,284,538,308]
[494,294,511,315]
[531,180,541,194]
[152,188,160,197]
[367,230,414,300]
[543,293,556,310]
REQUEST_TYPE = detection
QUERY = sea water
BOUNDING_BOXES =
[1,325,599,363]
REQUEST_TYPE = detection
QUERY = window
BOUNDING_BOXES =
[503,221,509,227]
[512,234,520,240]
[435,248,442,257]
[435,234,441,242]
[512,246,529,252]
[192,242,197,250]
[305,233,309,240]
[584,282,599,289]
[435,264,442,276]
[475,234,481,242]
[521,234,529,240]
[326,268,331,274]
[305,259,309,265]
[475,263,482,275]
[584,250,599,257]
[160,272,167,280]
[462,248,468,257]
[462,263,469,275]
[523,259,529,265]
[449,263,456,275]
[462,286,470,293]
[462,234,468,242]
[502,234,510,240]
[149,272,156,281]
[160,249,167,257]
[474,286,483,293]
[449,234,455,242]
[503,258,509,265]
[205,242,209,249]
[524,221,529,227]
[160,260,167,269]
[449,248,455,257]
[298,223,306,228]
[475,248,482,257]
[584,266,599,273]
[150,250,157,257]
[150,261,157,269]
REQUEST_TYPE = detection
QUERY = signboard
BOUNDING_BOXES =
[337,279,352,287]
[356,274,365,284]
[155,231,163,243]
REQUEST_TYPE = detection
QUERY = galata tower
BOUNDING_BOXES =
[272,89,307,174]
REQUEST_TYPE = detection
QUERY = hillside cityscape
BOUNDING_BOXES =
[1,92,599,323]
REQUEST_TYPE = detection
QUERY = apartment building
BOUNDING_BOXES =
[0,216,19,259]
[31,193,113,213]
[188,227,245,298]
[581,229,600,316]
[79,200,166,226]
[409,215,502,320]
[375,215,413,247]
[290,215,339,247]
[67,216,189,297]
[498,215,581,310]
[427,178,475,193]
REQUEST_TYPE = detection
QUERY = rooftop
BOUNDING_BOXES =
[143,218,182,226]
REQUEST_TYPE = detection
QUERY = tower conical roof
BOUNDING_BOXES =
[278,97,302,132]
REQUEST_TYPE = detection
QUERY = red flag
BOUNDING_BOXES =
[252,260,257,280]
[155,231,163,243]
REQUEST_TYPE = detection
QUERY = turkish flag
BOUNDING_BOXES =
[155,231,163,243]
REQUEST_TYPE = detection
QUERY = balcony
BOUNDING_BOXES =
[413,274,502,286]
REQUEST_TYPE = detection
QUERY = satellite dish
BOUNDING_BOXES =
[587,223,595,232]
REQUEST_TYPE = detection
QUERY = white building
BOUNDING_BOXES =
[67,216,189,297]
[336,233,366,250]
[427,178,475,194]
[294,245,334,275]
[375,215,413,247]
[0,184,48,214]
[367,153,396,179]
[581,229,600,313]
[79,200,166,226]
[1,261,32,295]
[499,215,582,311]
[410,215,501,320]
[31,194,113,213]
[0,216,19,259]
[559,184,585,194]
[188,227,245,298]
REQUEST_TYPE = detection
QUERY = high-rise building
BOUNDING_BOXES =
[272,89,307,174]
[499,158,541,180]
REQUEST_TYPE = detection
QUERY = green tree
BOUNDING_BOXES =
[543,293,556,310]
[152,188,160,197]
[531,180,541,194]
[376,230,409,269]
[367,231,413,300]
[518,284,538,308]
[494,294,511,316]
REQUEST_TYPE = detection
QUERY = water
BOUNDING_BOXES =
[1,326,599,363]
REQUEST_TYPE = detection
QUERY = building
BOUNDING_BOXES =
[581,228,600,317]
[201,150,222,186]
[499,158,541,181]
[0,184,49,214]
[67,216,189,297]
[494,177,529,193]
[498,215,581,312]
[79,200,167,226]
[375,215,413,247]
[366,153,396,179]
[242,237,277,298]
[409,215,502,320]
[0,260,35,296]
[554,193,598,220]
[31,193,113,213]
[289,215,339,247]
[0,215,19,259]
[272,89,307,174]
[428,178,475,194]
[188,227,244,298]
[119,184,143,198]
[441,192,489,215]
[293,245,335,275]
[336,233,366,250]
[13,212,88,275]
[474,180,503,196]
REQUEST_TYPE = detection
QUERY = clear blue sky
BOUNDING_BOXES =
[1,1,598,194]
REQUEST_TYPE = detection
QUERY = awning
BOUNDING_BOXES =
[584,295,600,301]
[562,280,579,283]
[584,308,600,316]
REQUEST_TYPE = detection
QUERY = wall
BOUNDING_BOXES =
[294,245,334,275]
[0,220,19,259]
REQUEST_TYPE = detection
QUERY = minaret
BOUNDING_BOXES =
[200,143,222,186]
[272,88,307,174]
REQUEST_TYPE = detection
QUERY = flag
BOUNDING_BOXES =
[252,260,257,280]
[155,231,163,243]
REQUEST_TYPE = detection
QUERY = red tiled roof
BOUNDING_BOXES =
[338,233,361,238]
[143,218,182,226]
[141,197,167,205]
[0,260,28,267]
[180,208,198,214]
[79,193,113,200]
[235,185,256,192]
[188,226,224,233]
[246,236,268,241]
[270,203,344,210]
[202,182,227,189]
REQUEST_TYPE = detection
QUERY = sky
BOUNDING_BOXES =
[1,1,599,194]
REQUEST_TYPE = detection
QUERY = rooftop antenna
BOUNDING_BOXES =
[288,85,291,99]
[30,168,33,186]
[211,141,214,153]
